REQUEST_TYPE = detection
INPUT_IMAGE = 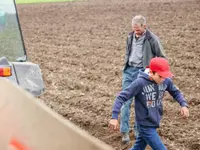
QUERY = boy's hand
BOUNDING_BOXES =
[180,106,189,118]
[108,119,119,131]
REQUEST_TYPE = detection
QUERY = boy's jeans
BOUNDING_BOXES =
[120,66,142,134]
[130,124,166,150]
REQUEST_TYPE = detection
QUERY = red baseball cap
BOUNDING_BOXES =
[149,57,174,78]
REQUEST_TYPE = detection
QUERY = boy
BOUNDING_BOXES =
[108,57,189,150]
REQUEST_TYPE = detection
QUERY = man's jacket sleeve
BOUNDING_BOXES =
[152,37,166,58]
[111,79,142,119]
[166,79,188,107]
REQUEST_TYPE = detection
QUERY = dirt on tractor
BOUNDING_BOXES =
[17,0,200,149]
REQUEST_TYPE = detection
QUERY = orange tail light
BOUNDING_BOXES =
[0,67,12,77]
[10,137,29,150]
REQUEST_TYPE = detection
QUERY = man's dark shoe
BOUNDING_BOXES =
[122,132,130,144]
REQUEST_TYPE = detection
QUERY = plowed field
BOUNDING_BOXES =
[17,0,200,149]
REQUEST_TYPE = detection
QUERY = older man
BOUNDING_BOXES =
[120,15,166,143]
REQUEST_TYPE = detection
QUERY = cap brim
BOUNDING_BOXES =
[157,71,174,78]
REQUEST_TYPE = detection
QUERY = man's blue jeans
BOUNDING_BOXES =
[120,66,142,134]
[130,124,166,150]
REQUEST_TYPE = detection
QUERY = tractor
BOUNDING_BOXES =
[0,0,44,96]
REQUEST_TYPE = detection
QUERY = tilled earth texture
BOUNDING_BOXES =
[17,0,200,149]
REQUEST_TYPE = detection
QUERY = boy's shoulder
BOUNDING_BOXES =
[136,75,150,86]
[163,78,174,86]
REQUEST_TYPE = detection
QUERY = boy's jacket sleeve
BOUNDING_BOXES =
[111,79,142,119]
[166,79,188,107]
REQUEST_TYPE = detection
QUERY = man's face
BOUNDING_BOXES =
[151,72,166,84]
[132,24,146,36]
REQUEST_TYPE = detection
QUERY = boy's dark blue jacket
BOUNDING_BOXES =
[112,70,188,128]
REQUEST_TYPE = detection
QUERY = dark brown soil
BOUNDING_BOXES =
[17,0,200,149]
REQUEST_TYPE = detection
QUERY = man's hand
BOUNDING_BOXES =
[108,119,119,131]
[181,106,189,118]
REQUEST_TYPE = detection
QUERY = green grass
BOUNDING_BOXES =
[15,0,75,4]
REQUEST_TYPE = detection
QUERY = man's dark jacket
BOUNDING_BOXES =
[124,29,165,70]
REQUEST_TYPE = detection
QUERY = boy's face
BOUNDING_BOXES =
[150,71,166,84]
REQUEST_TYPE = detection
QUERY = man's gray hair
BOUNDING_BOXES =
[132,15,146,26]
